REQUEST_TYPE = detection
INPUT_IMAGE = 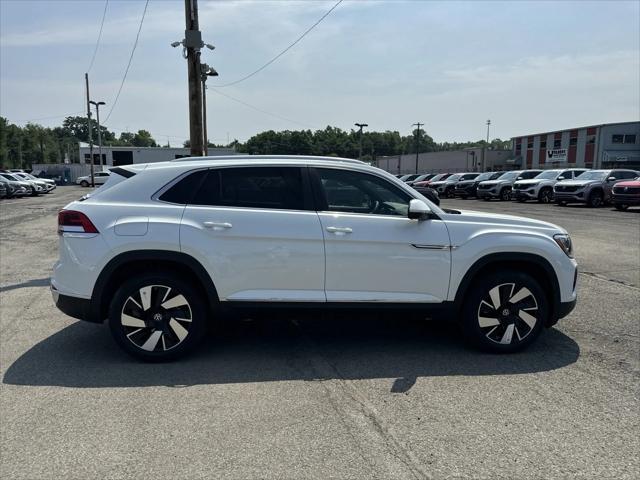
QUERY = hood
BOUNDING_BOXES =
[614,180,640,187]
[456,180,476,186]
[443,209,564,235]
[555,179,598,187]
[478,180,501,186]
[430,181,447,187]
[514,179,543,186]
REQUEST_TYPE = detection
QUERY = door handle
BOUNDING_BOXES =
[203,221,232,230]
[326,226,352,235]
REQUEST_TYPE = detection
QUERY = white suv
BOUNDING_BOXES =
[52,156,578,361]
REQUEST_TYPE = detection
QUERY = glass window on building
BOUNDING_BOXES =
[554,139,562,148]
[569,137,578,146]
[624,134,636,144]
[612,134,624,143]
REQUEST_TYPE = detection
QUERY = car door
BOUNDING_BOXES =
[311,167,451,303]
[179,166,326,302]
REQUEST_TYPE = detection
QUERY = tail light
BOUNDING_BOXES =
[58,210,99,234]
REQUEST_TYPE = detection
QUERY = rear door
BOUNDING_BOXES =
[179,166,326,302]
[311,167,451,303]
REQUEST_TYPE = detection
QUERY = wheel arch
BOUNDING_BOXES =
[89,250,219,323]
[453,252,561,326]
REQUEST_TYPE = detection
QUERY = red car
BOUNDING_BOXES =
[612,178,640,210]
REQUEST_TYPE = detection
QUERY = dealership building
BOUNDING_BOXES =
[77,144,237,167]
[511,121,639,170]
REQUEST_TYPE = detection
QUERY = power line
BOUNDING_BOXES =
[87,0,109,72]
[210,87,318,129]
[103,0,150,123]
[213,0,344,88]
[8,111,84,123]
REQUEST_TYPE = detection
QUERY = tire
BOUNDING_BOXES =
[556,200,567,206]
[538,188,553,204]
[499,188,511,201]
[482,197,490,201]
[108,272,207,361]
[461,270,548,353]
[460,195,468,200]
[614,203,629,211]
[80,180,89,187]
[516,197,526,203]
[445,187,455,198]
[587,190,603,208]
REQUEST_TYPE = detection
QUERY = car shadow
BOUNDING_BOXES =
[3,314,580,391]
[0,277,50,293]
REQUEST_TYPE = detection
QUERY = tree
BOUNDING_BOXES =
[132,130,157,147]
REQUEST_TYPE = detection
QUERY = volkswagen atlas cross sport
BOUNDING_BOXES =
[477,170,543,201]
[513,169,587,203]
[52,156,578,361]
[553,169,640,207]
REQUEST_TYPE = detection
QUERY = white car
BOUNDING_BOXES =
[13,172,56,192]
[513,169,588,203]
[76,171,110,187]
[52,156,578,361]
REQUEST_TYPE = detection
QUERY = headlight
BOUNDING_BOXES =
[554,234,573,258]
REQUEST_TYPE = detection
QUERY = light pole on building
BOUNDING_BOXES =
[90,101,106,172]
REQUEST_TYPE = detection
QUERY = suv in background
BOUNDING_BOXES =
[431,173,480,198]
[611,177,640,210]
[52,155,577,361]
[513,169,587,203]
[76,171,111,187]
[477,170,542,201]
[406,173,437,186]
[454,171,501,199]
[554,169,640,207]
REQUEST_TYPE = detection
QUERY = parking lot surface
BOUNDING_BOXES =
[1,187,639,479]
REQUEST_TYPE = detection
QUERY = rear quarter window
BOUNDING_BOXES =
[158,170,207,204]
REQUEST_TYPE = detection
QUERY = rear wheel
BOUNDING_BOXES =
[614,203,629,211]
[108,273,207,361]
[538,188,553,204]
[80,180,89,187]
[587,190,603,208]
[461,270,548,353]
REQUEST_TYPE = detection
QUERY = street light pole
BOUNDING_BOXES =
[200,63,218,156]
[90,101,106,172]
[483,119,491,172]
[412,122,424,174]
[354,123,368,160]
[84,73,94,187]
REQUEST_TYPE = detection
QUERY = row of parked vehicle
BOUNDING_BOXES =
[397,168,640,210]
[0,169,57,199]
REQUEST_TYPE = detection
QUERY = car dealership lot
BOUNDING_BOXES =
[1,187,638,479]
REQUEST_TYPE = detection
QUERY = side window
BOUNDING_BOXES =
[192,167,305,210]
[611,171,626,180]
[622,171,637,179]
[315,168,411,216]
[158,170,207,204]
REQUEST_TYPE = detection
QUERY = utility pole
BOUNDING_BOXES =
[90,101,105,171]
[185,0,204,156]
[412,122,423,174]
[201,63,218,156]
[85,73,94,187]
[354,123,368,160]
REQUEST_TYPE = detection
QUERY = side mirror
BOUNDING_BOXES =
[557,176,565,181]
[607,176,616,182]
[408,199,431,220]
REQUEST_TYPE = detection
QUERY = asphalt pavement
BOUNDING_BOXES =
[1,187,638,479]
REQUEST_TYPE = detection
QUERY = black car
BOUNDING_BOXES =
[454,171,502,199]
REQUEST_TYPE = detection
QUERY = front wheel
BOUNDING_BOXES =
[500,188,511,201]
[108,273,207,361]
[587,190,603,208]
[461,270,548,353]
[538,188,553,204]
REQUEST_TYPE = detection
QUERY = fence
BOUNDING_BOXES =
[30,163,93,184]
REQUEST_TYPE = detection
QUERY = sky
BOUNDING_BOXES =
[1,0,639,146]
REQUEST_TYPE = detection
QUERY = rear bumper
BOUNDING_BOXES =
[51,285,100,323]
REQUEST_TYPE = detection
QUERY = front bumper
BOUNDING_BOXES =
[553,191,586,203]
[477,189,499,198]
[514,189,537,200]
[612,193,640,205]
[454,186,475,197]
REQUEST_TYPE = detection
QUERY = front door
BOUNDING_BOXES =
[311,167,451,303]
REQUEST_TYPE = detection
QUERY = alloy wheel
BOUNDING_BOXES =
[120,284,193,352]
[539,189,552,203]
[477,283,539,345]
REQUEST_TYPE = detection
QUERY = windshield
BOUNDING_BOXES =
[576,170,608,181]
[0,173,19,181]
[429,174,445,182]
[534,170,561,180]
[475,172,494,181]
[497,171,520,181]
[447,174,462,182]
[460,173,479,180]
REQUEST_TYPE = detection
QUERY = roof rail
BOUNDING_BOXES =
[171,155,366,165]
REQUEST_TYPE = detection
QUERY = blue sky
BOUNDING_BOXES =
[1,0,638,146]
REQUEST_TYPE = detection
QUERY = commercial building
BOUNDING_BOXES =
[511,121,639,170]
[78,144,237,167]
[377,148,513,174]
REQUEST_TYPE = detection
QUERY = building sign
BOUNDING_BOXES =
[547,148,567,162]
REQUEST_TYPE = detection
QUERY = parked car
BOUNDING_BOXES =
[431,173,481,198]
[0,173,36,196]
[406,173,437,186]
[611,177,640,210]
[76,171,111,187]
[454,171,502,199]
[513,168,587,203]
[477,170,542,201]
[413,173,452,189]
[0,180,7,198]
[553,169,640,207]
[52,155,577,361]
[12,172,55,193]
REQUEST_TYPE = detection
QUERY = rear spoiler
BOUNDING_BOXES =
[109,167,136,178]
